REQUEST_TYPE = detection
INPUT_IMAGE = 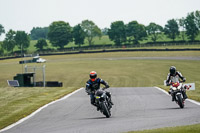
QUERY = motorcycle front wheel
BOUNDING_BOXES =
[101,102,111,118]
[176,94,184,108]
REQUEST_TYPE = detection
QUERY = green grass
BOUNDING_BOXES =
[3,34,200,55]
[127,123,200,133]
[0,51,200,130]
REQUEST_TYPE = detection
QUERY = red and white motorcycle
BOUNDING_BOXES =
[170,82,191,108]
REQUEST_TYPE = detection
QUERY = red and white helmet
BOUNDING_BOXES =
[89,71,97,81]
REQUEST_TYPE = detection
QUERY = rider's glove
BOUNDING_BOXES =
[182,78,186,82]
[85,89,90,95]
[106,85,110,88]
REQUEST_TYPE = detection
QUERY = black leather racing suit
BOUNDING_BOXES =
[85,78,110,106]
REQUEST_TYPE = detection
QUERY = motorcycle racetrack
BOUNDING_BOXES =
[1,87,200,133]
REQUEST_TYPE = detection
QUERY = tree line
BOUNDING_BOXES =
[0,10,199,55]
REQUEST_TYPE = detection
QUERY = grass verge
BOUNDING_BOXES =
[127,123,200,133]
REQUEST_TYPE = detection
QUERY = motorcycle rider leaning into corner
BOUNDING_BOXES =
[166,66,188,101]
[85,71,113,109]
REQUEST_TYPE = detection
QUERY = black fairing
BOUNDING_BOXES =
[96,90,104,96]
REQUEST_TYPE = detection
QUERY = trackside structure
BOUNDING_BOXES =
[24,65,46,87]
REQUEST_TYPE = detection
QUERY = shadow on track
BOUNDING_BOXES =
[156,107,192,110]
[80,116,108,120]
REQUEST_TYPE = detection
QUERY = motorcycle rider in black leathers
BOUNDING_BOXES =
[166,66,188,101]
[85,71,113,110]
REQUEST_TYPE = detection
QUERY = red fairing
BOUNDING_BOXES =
[172,82,180,87]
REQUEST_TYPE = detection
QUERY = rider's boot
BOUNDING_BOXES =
[168,90,172,94]
[182,91,188,100]
[96,105,100,111]
[171,94,175,101]
[92,102,100,111]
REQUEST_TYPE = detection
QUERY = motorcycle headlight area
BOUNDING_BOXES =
[172,87,177,91]
[96,96,100,99]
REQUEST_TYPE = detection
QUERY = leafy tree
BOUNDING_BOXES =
[146,22,163,43]
[73,24,85,48]
[0,48,3,56]
[185,12,199,41]
[35,38,48,51]
[194,10,200,30]
[178,17,186,41]
[102,28,109,35]
[15,31,30,51]
[126,21,147,44]
[0,24,5,36]
[81,20,102,46]
[164,19,179,41]
[0,42,4,56]
[108,21,126,45]
[48,21,73,49]
[30,27,48,40]
[2,30,16,53]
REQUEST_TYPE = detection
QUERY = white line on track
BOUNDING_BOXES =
[0,87,84,133]
[154,86,200,106]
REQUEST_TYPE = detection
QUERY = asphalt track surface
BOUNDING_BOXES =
[1,87,200,133]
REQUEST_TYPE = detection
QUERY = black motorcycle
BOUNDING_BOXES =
[94,88,112,118]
